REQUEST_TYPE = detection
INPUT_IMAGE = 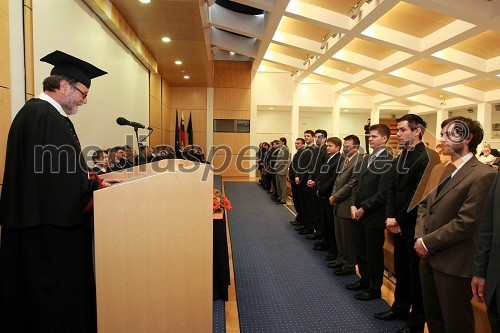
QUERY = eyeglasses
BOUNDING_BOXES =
[71,85,88,99]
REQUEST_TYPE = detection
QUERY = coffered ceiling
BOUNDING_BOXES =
[106,0,500,111]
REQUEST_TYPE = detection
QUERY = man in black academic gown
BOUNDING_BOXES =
[0,50,109,333]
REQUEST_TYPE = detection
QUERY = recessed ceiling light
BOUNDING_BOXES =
[229,51,235,55]
[161,37,171,43]
[175,60,182,65]
[183,75,190,79]
[139,0,151,3]
[269,107,274,110]
[346,67,350,71]
[344,109,349,112]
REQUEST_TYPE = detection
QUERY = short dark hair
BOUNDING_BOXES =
[92,150,105,163]
[396,114,427,139]
[42,75,78,92]
[441,116,483,154]
[280,137,287,145]
[304,130,315,137]
[370,124,391,141]
[343,135,360,146]
[315,129,328,138]
[326,137,342,148]
[295,138,305,144]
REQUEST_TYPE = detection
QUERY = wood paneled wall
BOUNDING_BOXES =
[0,0,12,186]
[213,61,251,176]
[149,73,162,146]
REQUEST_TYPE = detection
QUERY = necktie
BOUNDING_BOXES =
[437,163,456,194]
[342,158,350,171]
[367,153,377,167]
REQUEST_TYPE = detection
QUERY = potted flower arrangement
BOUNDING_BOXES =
[213,189,232,219]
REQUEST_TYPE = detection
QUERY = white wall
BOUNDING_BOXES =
[299,111,333,135]
[339,113,369,138]
[33,0,149,150]
[255,109,291,144]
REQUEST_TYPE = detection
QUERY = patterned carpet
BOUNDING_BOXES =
[225,182,402,333]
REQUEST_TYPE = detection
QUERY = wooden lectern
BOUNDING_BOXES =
[94,159,213,332]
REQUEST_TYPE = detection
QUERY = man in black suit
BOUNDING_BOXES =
[302,130,328,239]
[314,137,343,251]
[472,173,500,333]
[374,115,440,333]
[295,130,317,235]
[348,124,393,301]
[289,138,305,226]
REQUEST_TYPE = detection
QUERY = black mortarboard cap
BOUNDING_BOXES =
[40,50,107,88]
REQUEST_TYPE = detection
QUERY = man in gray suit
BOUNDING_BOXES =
[328,135,363,276]
[472,173,500,333]
[274,137,290,205]
[415,116,497,333]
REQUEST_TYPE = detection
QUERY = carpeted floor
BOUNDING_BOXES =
[226,182,402,333]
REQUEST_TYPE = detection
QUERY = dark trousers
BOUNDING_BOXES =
[298,183,314,231]
[392,232,425,329]
[291,182,302,222]
[488,289,499,333]
[353,222,385,291]
[419,258,474,333]
[318,198,336,254]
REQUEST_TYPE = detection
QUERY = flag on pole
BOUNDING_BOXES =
[179,112,186,146]
[187,112,193,146]
[175,109,180,151]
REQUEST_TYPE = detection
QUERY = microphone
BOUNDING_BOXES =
[116,117,152,130]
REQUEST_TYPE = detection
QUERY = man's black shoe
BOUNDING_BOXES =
[396,326,423,333]
[324,254,337,261]
[354,290,381,301]
[305,234,319,240]
[313,245,329,251]
[290,220,302,225]
[275,201,285,204]
[374,310,406,321]
[298,229,313,235]
[327,261,344,269]
[294,226,305,231]
[345,281,367,291]
[333,267,356,276]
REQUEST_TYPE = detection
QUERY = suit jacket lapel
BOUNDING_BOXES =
[432,158,477,205]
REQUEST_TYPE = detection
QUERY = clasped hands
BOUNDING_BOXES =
[350,206,364,220]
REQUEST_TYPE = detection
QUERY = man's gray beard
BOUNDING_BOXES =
[64,106,78,115]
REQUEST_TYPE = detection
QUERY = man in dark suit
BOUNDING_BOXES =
[348,124,394,301]
[375,115,440,333]
[294,130,317,235]
[329,135,363,275]
[415,116,497,333]
[314,137,343,251]
[472,173,500,333]
[289,138,305,226]
[274,137,290,205]
[302,130,328,239]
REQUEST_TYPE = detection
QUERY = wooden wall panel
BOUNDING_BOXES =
[213,133,250,154]
[24,3,34,97]
[150,96,161,129]
[214,88,250,111]
[212,154,255,177]
[0,0,10,88]
[169,87,207,110]
[213,110,250,119]
[150,72,161,101]
[213,61,251,177]
[214,61,251,88]
[0,0,10,186]
[0,88,11,186]
[149,126,161,147]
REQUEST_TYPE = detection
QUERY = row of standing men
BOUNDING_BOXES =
[263,114,498,333]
